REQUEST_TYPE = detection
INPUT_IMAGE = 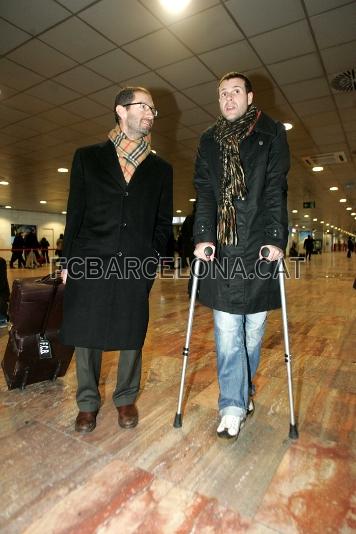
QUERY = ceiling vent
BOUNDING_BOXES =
[331,68,356,92]
[302,152,347,167]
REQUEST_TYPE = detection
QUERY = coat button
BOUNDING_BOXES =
[124,191,129,197]
[121,222,127,228]
[117,251,123,257]
[259,140,263,145]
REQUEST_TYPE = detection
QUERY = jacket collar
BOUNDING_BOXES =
[97,139,155,190]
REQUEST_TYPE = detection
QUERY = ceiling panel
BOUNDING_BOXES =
[0,18,30,55]
[85,48,149,83]
[119,71,174,95]
[8,39,76,77]
[26,80,81,105]
[78,0,162,45]
[268,53,324,85]
[304,0,354,16]
[182,80,218,106]
[56,0,97,13]
[54,66,112,94]
[199,40,262,77]
[292,96,335,117]
[39,108,84,127]
[40,17,115,62]
[321,40,356,74]
[0,0,70,35]
[4,93,53,114]
[310,3,356,48]
[0,104,29,125]
[62,97,109,119]
[0,58,44,90]
[250,20,316,64]
[169,5,243,54]
[281,77,331,103]
[157,57,215,90]
[224,0,305,36]
[123,29,192,70]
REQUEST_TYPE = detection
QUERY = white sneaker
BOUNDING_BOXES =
[217,414,245,439]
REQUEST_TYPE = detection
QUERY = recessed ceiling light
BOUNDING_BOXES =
[302,225,306,228]
[329,186,338,191]
[351,212,356,216]
[40,200,47,204]
[159,0,191,13]
[304,214,309,218]
[346,207,352,210]
[295,224,299,227]
[61,211,67,215]
[339,198,347,202]
[292,227,296,232]
[313,218,317,221]
[176,209,182,213]
[151,149,157,154]
[283,123,293,131]
[320,220,324,223]
[0,180,9,185]
[326,223,330,226]
[5,205,11,209]
[58,167,68,173]
[312,166,323,172]
[189,198,196,202]
[331,225,334,228]
[292,209,298,213]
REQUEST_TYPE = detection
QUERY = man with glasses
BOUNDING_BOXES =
[193,72,289,439]
[60,86,173,433]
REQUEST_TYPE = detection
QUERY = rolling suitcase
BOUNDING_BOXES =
[1,275,74,390]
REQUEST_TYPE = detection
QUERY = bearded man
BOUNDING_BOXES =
[60,86,172,433]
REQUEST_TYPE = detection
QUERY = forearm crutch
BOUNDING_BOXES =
[262,247,299,439]
[173,246,213,428]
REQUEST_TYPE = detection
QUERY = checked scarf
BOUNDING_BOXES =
[214,104,261,246]
[108,125,151,182]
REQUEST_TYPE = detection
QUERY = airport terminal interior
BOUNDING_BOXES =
[0,0,355,533]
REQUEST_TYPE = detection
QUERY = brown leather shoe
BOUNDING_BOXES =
[75,410,98,433]
[117,404,138,429]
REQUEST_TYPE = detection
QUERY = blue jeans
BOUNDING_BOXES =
[213,309,267,418]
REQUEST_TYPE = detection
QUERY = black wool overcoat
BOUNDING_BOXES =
[60,140,173,350]
[194,112,290,314]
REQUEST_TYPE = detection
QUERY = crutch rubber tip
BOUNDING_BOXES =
[289,424,299,440]
[173,413,182,428]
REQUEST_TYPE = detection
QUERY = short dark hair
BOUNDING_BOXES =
[114,86,152,124]
[218,72,253,94]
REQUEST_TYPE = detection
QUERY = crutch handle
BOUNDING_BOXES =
[261,246,270,258]
[204,246,213,258]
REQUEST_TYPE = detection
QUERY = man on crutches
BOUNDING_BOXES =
[193,71,290,440]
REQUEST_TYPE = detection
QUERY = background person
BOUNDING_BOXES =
[303,234,314,261]
[193,72,289,440]
[9,231,26,268]
[40,237,50,264]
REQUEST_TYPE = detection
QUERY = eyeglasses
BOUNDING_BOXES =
[122,102,158,117]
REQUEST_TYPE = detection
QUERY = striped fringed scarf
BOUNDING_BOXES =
[108,125,151,182]
[214,104,261,246]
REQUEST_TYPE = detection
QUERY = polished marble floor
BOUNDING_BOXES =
[1,252,355,533]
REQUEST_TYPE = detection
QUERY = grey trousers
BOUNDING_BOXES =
[75,347,142,412]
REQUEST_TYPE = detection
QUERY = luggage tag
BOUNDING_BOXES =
[38,335,53,359]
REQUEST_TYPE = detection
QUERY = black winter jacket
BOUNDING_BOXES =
[193,112,290,314]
